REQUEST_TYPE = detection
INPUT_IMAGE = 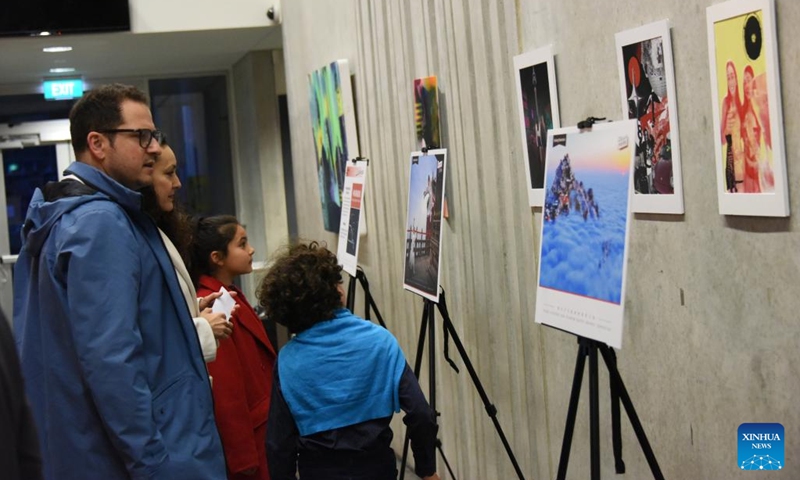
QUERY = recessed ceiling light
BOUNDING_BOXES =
[49,67,76,73]
[42,46,73,53]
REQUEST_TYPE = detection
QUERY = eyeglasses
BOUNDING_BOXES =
[98,128,165,149]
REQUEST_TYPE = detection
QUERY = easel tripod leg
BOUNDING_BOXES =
[346,274,357,311]
[353,269,387,328]
[555,341,588,480]
[598,345,665,480]
[589,342,600,480]
[361,274,369,321]
[436,442,457,479]
[607,347,625,473]
[399,303,430,480]
[428,301,437,421]
[437,302,527,479]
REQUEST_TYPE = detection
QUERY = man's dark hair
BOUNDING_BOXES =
[256,241,343,334]
[69,83,149,156]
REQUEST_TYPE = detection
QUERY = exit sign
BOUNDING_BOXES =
[43,79,84,100]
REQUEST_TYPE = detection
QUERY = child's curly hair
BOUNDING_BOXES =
[257,241,343,334]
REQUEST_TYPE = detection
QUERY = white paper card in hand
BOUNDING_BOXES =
[212,286,236,320]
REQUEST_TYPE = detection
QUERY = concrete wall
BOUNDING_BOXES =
[231,51,289,299]
[281,0,800,478]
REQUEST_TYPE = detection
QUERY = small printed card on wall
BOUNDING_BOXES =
[615,19,684,214]
[707,0,788,217]
[513,44,561,207]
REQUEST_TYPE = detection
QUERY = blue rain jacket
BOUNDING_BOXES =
[13,162,225,480]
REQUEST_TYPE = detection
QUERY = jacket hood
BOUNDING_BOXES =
[21,162,143,257]
[22,186,103,258]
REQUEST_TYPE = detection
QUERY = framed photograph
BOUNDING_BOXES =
[707,0,788,216]
[308,59,360,232]
[535,121,637,349]
[403,149,447,303]
[414,76,441,150]
[514,45,561,207]
[337,161,368,277]
[616,20,684,214]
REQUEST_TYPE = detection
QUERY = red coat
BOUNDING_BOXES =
[197,275,276,480]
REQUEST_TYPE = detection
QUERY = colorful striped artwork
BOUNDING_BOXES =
[309,60,359,232]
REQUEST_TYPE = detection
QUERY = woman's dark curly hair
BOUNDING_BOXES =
[256,241,343,334]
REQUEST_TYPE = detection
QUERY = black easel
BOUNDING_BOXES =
[345,267,386,328]
[552,117,663,479]
[398,290,527,480]
[555,336,664,480]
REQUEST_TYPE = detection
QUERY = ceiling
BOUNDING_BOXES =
[0,25,282,91]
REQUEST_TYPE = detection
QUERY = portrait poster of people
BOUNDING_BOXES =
[404,149,447,303]
[616,20,684,214]
[513,45,561,207]
[337,161,368,277]
[707,0,788,216]
[414,76,441,150]
[308,59,360,232]
[535,121,636,349]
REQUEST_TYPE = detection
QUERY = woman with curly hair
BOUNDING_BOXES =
[258,242,440,480]
[191,215,276,480]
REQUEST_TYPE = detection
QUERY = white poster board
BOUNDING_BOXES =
[513,45,561,207]
[403,149,447,303]
[615,20,685,214]
[535,121,637,348]
[706,0,788,216]
[337,161,368,276]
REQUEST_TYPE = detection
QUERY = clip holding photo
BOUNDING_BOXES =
[577,116,607,130]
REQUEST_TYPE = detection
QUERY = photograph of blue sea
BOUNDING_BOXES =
[539,168,630,305]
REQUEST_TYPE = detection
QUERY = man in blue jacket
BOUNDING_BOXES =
[13,84,225,479]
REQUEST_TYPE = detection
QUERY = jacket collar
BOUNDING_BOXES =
[64,161,142,212]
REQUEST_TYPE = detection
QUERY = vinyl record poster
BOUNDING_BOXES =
[337,161,368,277]
[707,0,788,216]
[535,121,637,348]
[403,149,447,302]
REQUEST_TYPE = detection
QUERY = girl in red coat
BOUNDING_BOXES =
[191,215,276,480]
